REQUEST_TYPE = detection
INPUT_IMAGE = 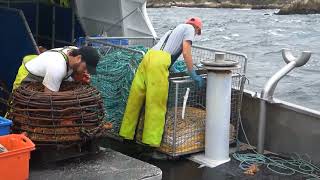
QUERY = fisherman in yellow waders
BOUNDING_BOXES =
[12,46,100,92]
[120,17,204,147]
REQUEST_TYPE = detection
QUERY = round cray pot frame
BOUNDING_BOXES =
[7,82,111,146]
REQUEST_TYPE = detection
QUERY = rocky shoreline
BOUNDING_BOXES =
[147,1,282,9]
[277,0,320,15]
[147,0,320,15]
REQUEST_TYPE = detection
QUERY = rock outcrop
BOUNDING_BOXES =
[277,0,320,14]
[147,0,287,9]
[147,0,320,15]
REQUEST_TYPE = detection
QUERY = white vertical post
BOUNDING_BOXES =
[190,52,239,168]
[206,71,232,161]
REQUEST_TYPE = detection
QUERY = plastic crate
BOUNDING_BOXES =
[0,116,12,136]
[0,134,35,180]
[77,37,129,47]
[106,39,129,46]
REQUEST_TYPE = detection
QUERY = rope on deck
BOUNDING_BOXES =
[233,115,320,179]
[233,152,320,178]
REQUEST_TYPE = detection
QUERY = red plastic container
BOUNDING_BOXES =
[0,134,35,180]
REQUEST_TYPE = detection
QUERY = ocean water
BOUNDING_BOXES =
[148,7,320,110]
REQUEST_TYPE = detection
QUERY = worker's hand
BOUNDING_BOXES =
[73,72,91,84]
[38,46,47,53]
[81,72,91,84]
[189,69,204,88]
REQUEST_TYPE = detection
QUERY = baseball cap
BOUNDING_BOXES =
[186,17,203,35]
[78,46,100,74]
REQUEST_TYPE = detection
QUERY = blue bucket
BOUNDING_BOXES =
[0,116,12,136]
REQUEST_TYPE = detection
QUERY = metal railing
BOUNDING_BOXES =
[257,49,311,154]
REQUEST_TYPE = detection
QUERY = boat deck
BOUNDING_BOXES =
[29,148,162,180]
[104,138,314,180]
[29,138,316,180]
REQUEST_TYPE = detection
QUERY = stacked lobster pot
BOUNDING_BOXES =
[7,82,111,162]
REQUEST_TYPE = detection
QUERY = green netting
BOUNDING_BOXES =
[91,45,187,133]
[170,59,187,73]
[91,46,148,133]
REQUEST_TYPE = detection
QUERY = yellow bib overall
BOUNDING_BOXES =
[119,49,171,147]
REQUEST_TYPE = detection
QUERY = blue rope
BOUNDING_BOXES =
[234,114,320,179]
[233,152,320,178]
[171,59,187,73]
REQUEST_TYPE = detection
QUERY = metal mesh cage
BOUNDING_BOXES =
[159,78,206,156]
[157,46,247,157]
[157,74,244,157]
[84,37,247,157]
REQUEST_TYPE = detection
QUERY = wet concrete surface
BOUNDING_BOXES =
[103,138,313,180]
[28,137,316,180]
[29,148,162,180]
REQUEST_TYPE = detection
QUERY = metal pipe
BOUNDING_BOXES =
[87,36,155,40]
[35,1,39,43]
[261,62,296,101]
[206,71,232,161]
[191,52,240,167]
[173,83,179,157]
[257,49,311,154]
[141,1,158,38]
[71,3,75,43]
[257,99,267,153]
[52,5,56,48]
[19,9,40,54]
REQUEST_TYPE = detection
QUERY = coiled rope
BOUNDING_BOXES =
[234,114,320,179]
